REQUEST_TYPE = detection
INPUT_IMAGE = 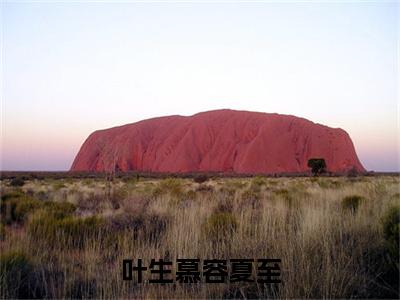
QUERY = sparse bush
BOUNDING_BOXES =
[121,196,150,215]
[202,212,238,240]
[218,186,236,198]
[274,188,290,199]
[266,179,279,186]
[225,179,246,190]
[144,213,170,243]
[381,205,400,264]
[1,191,75,224]
[0,223,5,240]
[215,197,234,213]
[391,192,400,200]
[0,251,41,298]
[341,195,364,214]
[28,212,105,248]
[316,179,330,189]
[82,178,95,186]
[52,181,66,190]
[330,180,343,188]
[185,190,197,201]
[154,178,185,205]
[66,278,97,298]
[13,197,43,222]
[273,188,295,208]
[193,175,209,184]
[25,188,35,197]
[1,190,25,201]
[0,174,399,298]
[241,187,261,209]
[108,212,169,244]
[218,180,245,199]
[251,176,266,187]
[108,187,128,209]
[347,167,359,178]
[158,178,184,196]
[35,190,49,201]
[196,184,213,193]
[1,194,43,224]
[77,192,104,212]
[9,177,25,187]
[316,178,344,189]
[44,201,77,219]
[108,212,145,232]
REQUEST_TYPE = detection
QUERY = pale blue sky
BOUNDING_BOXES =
[1,1,399,171]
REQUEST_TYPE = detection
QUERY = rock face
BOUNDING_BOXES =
[70,109,365,174]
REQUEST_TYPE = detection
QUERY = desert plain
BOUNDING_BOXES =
[0,172,399,298]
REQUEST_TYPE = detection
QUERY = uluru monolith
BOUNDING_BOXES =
[70,109,365,174]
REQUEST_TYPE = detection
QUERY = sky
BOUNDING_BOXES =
[1,1,399,171]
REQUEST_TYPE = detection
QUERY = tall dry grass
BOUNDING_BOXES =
[0,175,399,298]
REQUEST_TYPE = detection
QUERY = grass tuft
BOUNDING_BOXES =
[341,195,364,214]
[202,211,238,241]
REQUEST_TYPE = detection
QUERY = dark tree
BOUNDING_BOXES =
[307,158,326,176]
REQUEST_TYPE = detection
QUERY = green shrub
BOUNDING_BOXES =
[203,212,238,240]
[1,195,43,224]
[44,201,77,219]
[0,251,39,298]
[159,178,183,195]
[155,178,185,204]
[28,213,105,248]
[251,176,266,187]
[82,178,95,186]
[316,179,344,189]
[108,187,128,209]
[9,178,25,187]
[1,191,25,201]
[266,179,279,186]
[14,197,43,222]
[241,187,261,208]
[225,179,246,190]
[381,206,400,264]
[273,188,296,208]
[316,179,330,189]
[0,193,73,224]
[342,195,364,214]
[218,186,236,198]
[52,181,66,190]
[77,192,104,212]
[330,180,343,188]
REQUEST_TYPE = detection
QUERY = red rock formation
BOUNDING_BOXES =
[70,109,365,174]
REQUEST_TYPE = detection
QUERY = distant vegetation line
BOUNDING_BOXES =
[0,170,395,180]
